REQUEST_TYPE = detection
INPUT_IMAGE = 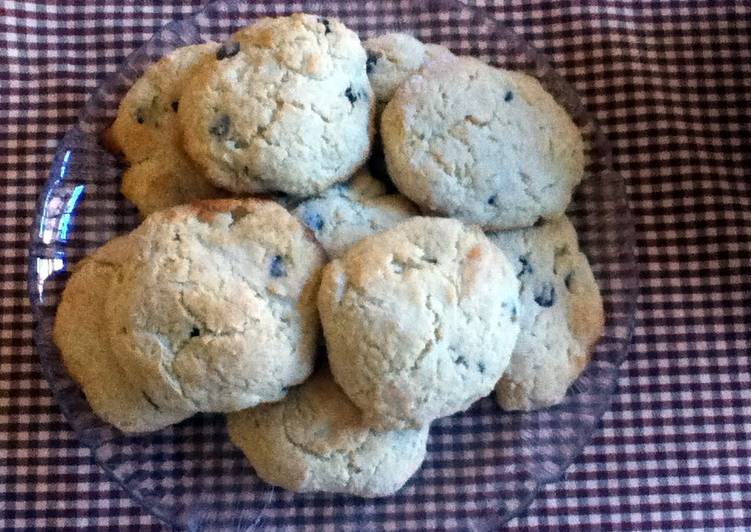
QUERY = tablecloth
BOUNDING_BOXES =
[1,0,749,529]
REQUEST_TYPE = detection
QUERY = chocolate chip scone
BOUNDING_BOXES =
[364,32,453,108]
[488,216,604,411]
[318,217,520,429]
[292,168,418,258]
[381,56,585,230]
[227,368,429,497]
[178,14,373,196]
[53,236,192,432]
[106,44,224,216]
[106,198,325,414]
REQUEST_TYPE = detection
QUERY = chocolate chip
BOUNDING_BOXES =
[190,327,200,338]
[453,355,468,368]
[209,114,230,137]
[366,49,379,73]
[477,362,486,374]
[302,210,324,231]
[517,255,533,277]
[564,272,574,290]
[229,206,250,226]
[216,40,240,60]
[171,100,179,112]
[534,282,556,307]
[233,138,249,150]
[487,194,498,206]
[270,255,286,278]
[510,305,518,321]
[318,17,331,34]
[504,90,514,102]
[135,108,146,124]
[344,86,357,104]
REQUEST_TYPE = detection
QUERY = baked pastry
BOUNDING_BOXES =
[318,217,520,429]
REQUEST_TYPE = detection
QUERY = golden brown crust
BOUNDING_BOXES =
[148,196,279,224]
[101,127,122,155]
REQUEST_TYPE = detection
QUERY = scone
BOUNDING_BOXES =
[318,217,520,429]
[106,198,325,413]
[381,56,585,230]
[53,236,192,432]
[227,368,429,497]
[488,217,604,411]
[106,44,224,216]
[292,168,418,258]
[364,32,453,107]
[119,150,223,217]
[178,14,373,196]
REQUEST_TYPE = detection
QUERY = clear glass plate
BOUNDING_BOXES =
[27,0,638,529]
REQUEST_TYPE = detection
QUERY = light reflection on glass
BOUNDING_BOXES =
[39,194,62,243]
[39,183,85,245]
[39,149,75,244]
[35,254,66,302]
[57,184,85,242]
[59,149,72,178]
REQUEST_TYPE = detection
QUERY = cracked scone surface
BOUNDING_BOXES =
[488,217,604,411]
[381,56,585,230]
[227,368,429,497]
[318,217,521,429]
[178,14,373,196]
[53,236,192,432]
[363,33,453,107]
[106,44,223,216]
[106,198,325,413]
[292,168,418,258]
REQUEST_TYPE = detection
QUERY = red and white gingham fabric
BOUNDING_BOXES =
[1,1,749,529]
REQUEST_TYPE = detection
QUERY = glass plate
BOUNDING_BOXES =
[28,0,638,529]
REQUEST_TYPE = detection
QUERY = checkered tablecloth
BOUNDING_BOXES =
[2,1,749,529]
